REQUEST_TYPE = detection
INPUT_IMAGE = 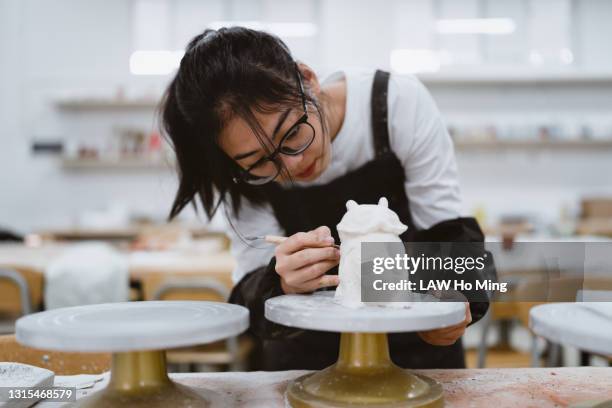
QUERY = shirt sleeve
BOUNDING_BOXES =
[225,199,283,283]
[388,74,463,230]
[226,200,300,340]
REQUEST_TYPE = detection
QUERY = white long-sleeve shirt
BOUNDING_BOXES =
[226,69,463,283]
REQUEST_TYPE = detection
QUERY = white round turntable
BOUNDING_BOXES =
[265,291,466,408]
[16,301,249,407]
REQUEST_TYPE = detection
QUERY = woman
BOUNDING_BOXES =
[161,27,489,371]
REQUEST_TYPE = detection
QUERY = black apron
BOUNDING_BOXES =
[229,70,489,371]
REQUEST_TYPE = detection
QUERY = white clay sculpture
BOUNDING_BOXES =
[334,197,408,308]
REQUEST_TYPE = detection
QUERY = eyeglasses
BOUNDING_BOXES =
[236,63,316,185]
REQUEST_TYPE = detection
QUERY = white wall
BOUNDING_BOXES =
[0,0,24,230]
[429,80,612,223]
[1,0,181,233]
[1,0,612,233]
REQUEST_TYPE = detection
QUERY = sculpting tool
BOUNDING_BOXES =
[245,235,340,249]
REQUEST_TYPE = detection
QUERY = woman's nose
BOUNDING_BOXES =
[280,154,304,172]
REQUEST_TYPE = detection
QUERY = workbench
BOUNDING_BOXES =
[34,367,612,408]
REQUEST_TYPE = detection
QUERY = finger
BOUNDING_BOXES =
[300,274,340,292]
[439,327,466,340]
[319,274,340,287]
[464,303,472,324]
[283,259,340,287]
[417,332,446,346]
[438,331,465,344]
[443,321,468,336]
[423,321,468,338]
[433,305,471,332]
[278,231,335,255]
[422,337,455,346]
[313,226,333,241]
[298,259,340,282]
[434,337,460,346]
[418,331,463,346]
[432,320,468,334]
[423,329,463,343]
[286,246,340,270]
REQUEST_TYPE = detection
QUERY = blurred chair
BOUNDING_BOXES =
[476,276,523,368]
[0,266,43,334]
[149,276,252,371]
[0,334,110,375]
[152,277,231,302]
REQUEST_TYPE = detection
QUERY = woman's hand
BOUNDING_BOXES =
[417,303,472,346]
[275,226,340,294]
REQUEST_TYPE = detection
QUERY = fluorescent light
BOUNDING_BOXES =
[390,49,441,74]
[436,18,516,35]
[208,21,318,37]
[209,20,261,30]
[129,50,183,75]
[266,22,318,37]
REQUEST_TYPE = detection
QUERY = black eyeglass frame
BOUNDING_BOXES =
[235,63,316,185]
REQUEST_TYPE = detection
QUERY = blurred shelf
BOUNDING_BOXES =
[61,157,171,170]
[455,139,612,150]
[55,99,159,110]
[39,227,141,241]
[418,71,612,85]
[35,225,226,243]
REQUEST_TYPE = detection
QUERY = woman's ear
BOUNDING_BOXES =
[297,62,321,96]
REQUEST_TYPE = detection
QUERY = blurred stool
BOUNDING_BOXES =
[476,271,563,368]
[0,266,43,334]
[149,276,253,372]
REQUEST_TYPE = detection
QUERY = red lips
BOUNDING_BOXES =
[296,160,316,178]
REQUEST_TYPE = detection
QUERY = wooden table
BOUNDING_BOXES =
[35,367,612,408]
[0,243,235,278]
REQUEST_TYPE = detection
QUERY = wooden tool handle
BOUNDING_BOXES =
[264,235,340,248]
[263,235,288,244]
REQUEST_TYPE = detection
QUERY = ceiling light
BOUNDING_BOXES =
[208,21,318,37]
[436,18,516,35]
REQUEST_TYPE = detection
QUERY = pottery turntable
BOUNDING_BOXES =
[266,291,465,408]
[15,300,249,407]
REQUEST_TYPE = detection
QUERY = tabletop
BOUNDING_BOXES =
[34,367,612,408]
[0,243,235,277]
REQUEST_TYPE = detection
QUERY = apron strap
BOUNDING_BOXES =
[371,70,391,157]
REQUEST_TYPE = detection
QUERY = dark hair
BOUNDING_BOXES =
[160,27,326,221]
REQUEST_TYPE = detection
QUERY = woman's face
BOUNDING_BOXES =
[218,65,331,184]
